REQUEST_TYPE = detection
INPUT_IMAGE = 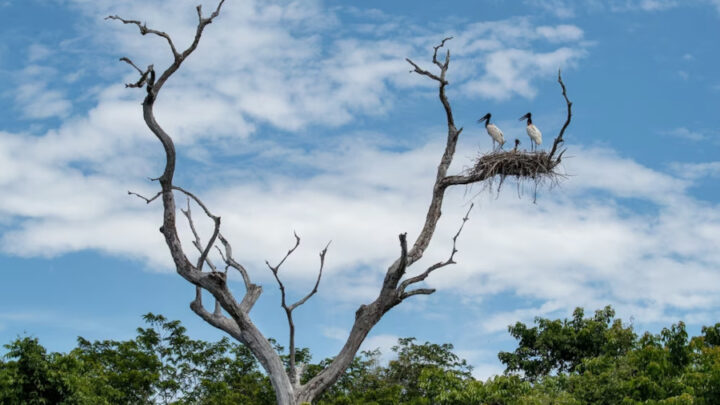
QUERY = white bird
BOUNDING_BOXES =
[519,112,542,152]
[478,113,505,151]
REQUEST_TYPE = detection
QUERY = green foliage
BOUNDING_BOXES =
[0,314,274,405]
[0,337,70,404]
[2,307,720,404]
[498,306,636,381]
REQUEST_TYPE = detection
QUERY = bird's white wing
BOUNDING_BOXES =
[527,125,542,145]
[488,124,505,145]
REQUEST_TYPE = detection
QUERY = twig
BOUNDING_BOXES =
[128,190,161,204]
[548,70,572,160]
[266,234,331,386]
[398,203,474,297]
[181,198,218,272]
[106,15,180,58]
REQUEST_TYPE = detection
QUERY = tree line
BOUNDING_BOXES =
[2,306,719,404]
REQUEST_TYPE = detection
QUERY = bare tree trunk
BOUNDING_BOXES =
[109,5,571,404]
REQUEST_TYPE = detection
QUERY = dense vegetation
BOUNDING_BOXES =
[2,307,719,404]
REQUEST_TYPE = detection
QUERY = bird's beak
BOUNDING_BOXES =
[518,114,528,121]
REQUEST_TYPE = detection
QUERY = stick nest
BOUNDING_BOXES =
[469,149,563,183]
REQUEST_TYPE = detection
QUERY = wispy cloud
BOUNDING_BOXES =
[27,44,52,62]
[523,0,581,18]
[13,65,72,120]
[432,18,587,100]
[671,161,720,179]
[525,0,720,16]
[462,47,585,100]
[0,310,112,333]
[663,127,716,142]
[361,334,400,365]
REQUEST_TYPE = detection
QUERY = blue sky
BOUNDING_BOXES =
[1,0,719,378]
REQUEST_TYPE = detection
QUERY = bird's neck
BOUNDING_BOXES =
[527,117,533,125]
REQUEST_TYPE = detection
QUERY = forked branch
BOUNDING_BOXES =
[548,70,572,161]
[267,234,330,386]
[399,203,474,298]
[105,16,180,58]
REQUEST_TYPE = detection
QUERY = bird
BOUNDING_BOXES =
[519,112,542,152]
[478,113,505,151]
[514,138,520,152]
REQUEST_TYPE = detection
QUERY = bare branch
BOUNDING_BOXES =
[381,233,408,292]
[405,58,444,83]
[548,70,573,160]
[215,245,227,266]
[267,232,301,276]
[299,38,464,401]
[398,203,473,295]
[114,3,296,402]
[401,37,461,264]
[172,187,220,272]
[106,15,180,58]
[119,57,143,75]
[287,241,330,312]
[406,37,453,84]
[217,233,253,289]
[180,198,218,272]
[127,190,161,204]
[432,36,453,69]
[119,63,154,89]
[401,288,436,299]
[266,235,330,386]
[172,186,214,219]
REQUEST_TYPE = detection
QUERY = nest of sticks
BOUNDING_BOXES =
[470,149,561,179]
[465,148,566,199]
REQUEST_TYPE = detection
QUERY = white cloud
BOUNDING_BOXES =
[27,44,52,62]
[361,334,400,365]
[672,161,720,179]
[634,0,679,11]
[15,83,72,119]
[4,120,719,335]
[664,127,715,142]
[0,1,589,273]
[0,310,112,333]
[463,47,585,100]
[536,25,584,42]
[525,0,720,15]
[523,0,579,18]
[12,65,72,120]
[322,326,348,342]
[710,0,720,13]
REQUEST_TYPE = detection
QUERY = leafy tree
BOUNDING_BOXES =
[0,337,71,404]
[498,306,635,380]
[701,323,720,347]
[386,337,472,401]
[5,308,720,404]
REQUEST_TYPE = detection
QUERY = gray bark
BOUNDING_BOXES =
[110,7,572,404]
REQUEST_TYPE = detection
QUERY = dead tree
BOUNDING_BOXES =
[109,3,571,404]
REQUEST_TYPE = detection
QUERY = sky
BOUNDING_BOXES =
[0,0,719,379]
